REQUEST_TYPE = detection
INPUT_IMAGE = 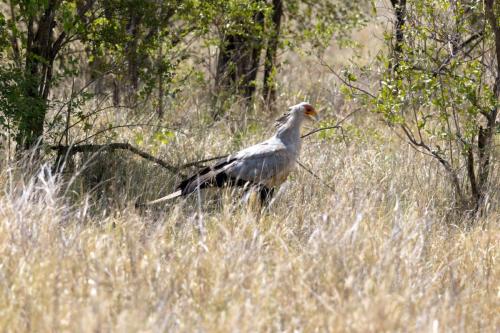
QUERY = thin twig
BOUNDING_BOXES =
[73,123,184,146]
[301,125,342,139]
[318,58,377,99]
[296,159,336,193]
[301,108,360,140]
[47,72,115,133]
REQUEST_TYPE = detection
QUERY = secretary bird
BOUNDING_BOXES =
[143,102,319,206]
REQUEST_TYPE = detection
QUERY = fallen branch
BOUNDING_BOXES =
[51,143,178,173]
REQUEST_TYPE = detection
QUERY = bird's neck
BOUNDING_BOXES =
[275,115,303,146]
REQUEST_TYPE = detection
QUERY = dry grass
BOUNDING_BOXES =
[0,115,498,332]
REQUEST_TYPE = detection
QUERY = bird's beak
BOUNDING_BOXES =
[305,109,320,122]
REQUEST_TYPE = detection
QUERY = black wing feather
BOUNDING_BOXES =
[177,158,246,195]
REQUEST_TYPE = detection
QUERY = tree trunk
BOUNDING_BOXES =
[242,9,264,101]
[263,0,283,111]
[16,1,60,151]
[215,1,264,111]
[127,13,140,90]
[157,42,164,119]
[14,0,96,153]
[390,0,406,72]
[125,10,142,106]
[476,0,500,215]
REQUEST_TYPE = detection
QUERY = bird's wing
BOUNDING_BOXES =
[176,157,238,195]
[225,139,295,186]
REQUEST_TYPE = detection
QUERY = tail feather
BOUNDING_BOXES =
[136,158,245,207]
[139,190,182,206]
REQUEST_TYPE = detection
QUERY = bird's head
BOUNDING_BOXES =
[303,102,320,122]
[275,102,319,129]
[291,102,319,122]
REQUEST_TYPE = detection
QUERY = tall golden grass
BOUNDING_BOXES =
[0,109,498,331]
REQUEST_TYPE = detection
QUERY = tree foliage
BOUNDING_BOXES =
[374,0,499,215]
[0,0,367,149]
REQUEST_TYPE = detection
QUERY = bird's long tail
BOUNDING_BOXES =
[140,190,182,206]
[136,158,236,207]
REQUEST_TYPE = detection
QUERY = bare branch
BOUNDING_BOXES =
[301,108,361,139]
[296,159,336,193]
[399,124,464,204]
[51,143,178,173]
[433,32,484,75]
[318,59,377,99]
[301,125,342,139]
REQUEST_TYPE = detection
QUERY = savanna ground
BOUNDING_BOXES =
[1,8,499,333]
